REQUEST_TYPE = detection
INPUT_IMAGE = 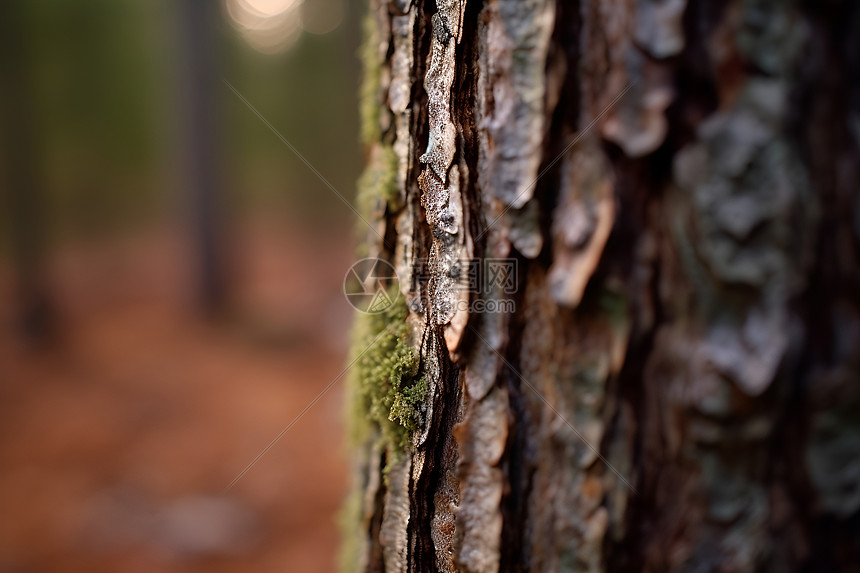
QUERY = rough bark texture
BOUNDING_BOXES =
[344,0,860,571]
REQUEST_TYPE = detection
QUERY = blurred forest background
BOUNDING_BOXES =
[0,0,361,571]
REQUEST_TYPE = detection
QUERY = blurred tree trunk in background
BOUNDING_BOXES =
[0,0,54,342]
[345,0,860,571]
[177,0,227,314]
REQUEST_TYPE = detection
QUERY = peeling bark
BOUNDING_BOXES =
[344,0,860,571]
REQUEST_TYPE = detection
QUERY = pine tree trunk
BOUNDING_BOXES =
[0,0,54,342]
[343,0,860,571]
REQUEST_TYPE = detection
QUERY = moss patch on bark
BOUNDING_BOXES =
[347,291,427,452]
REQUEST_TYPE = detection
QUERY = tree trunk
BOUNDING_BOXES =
[343,0,860,571]
[0,0,55,343]
[177,0,227,314]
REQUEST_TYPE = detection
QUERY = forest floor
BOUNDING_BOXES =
[0,215,355,573]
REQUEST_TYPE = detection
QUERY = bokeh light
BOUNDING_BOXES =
[226,0,302,54]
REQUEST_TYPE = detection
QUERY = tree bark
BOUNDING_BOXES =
[344,0,860,571]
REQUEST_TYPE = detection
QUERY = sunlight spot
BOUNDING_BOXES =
[226,0,303,54]
[241,0,299,17]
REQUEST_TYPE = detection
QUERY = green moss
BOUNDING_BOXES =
[353,144,397,259]
[389,376,428,433]
[355,6,401,255]
[356,144,398,217]
[337,481,363,573]
[358,7,382,146]
[347,290,427,451]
